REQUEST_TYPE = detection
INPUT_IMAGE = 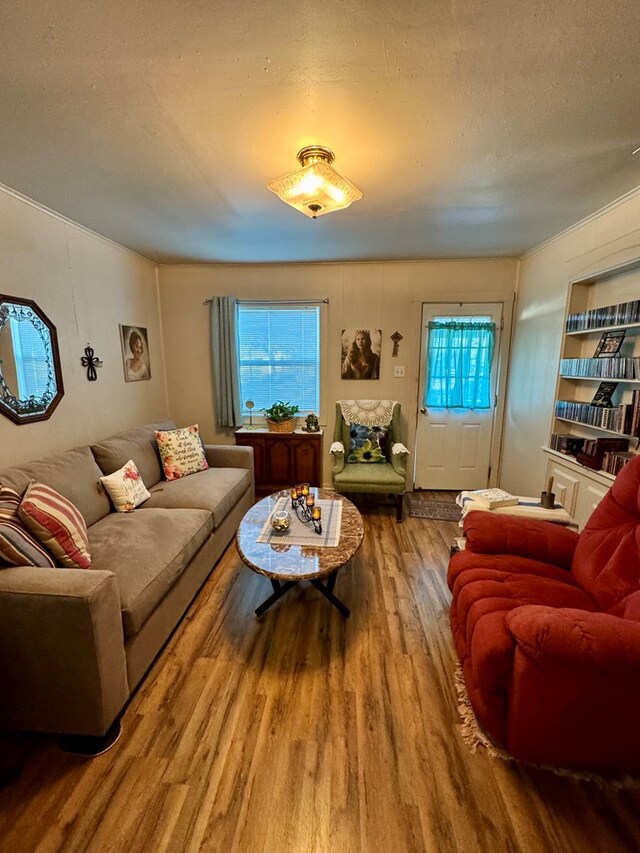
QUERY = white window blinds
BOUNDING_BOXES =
[237,305,320,413]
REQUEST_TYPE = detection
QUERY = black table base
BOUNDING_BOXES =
[255,571,350,618]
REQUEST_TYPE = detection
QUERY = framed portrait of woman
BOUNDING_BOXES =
[119,325,151,382]
[341,329,381,379]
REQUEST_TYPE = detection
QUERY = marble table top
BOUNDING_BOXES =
[236,488,364,582]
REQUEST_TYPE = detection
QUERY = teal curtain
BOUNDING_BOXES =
[425,320,496,409]
[210,296,242,427]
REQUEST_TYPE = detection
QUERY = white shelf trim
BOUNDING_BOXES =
[554,416,636,438]
[559,375,640,383]
[566,321,640,336]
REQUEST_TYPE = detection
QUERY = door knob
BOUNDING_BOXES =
[420,407,426,414]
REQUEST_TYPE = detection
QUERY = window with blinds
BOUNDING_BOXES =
[237,305,320,414]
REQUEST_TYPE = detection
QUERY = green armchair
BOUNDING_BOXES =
[330,400,409,521]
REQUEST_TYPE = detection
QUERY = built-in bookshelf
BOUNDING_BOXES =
[543,257,640,528]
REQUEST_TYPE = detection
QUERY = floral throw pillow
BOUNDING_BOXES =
[155,424,210,480]
[347,422,388,463]
[99,459,151,512]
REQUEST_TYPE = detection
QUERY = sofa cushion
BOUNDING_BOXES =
[99,459,151,513]
[0,484,56,567]
[143,467,251,529]
[0,446,111,527]
[448,550,580,590]
[91,421,176,488]
[449,569,597,743]
[88,507,212,637]
[155,424,209,480]
[347,423,389,463]
[333,462,405,492]
[571,454,640,611]
[19,482,92,570]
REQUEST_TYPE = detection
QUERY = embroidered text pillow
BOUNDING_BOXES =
[0,483,56,568]
[155,424,210,480]
[100,459,151,512]
[19,482,92,569]
[347,423,388,463]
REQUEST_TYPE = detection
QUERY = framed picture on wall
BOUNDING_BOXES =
[119,325,151,382]
[341,329,381,379]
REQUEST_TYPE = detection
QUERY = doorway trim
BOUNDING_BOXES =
[412,298,514,490]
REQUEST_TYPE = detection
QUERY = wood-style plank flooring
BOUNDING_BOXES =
[1,492,639,853]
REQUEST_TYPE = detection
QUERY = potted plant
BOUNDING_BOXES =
[262,400,300,433]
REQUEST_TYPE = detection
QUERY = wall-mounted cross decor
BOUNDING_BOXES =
[81,344,102,381]
[390,331,403,357]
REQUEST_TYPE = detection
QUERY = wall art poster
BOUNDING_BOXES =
[341,329,381,379]
[119,325,151,382]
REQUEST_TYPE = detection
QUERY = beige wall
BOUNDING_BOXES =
[501,187,640,496]
[158,260,517,487]
[0,187,169,468]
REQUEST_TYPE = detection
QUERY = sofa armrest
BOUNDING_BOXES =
[203,443,253,472]
[390,442,409,478]
[330,441,345,475]
[508,606,640,668]
[505,606,640,770]
[0,567,129,736]
[462,512,579,570]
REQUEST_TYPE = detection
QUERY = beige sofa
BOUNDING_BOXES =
[0,421,254,747]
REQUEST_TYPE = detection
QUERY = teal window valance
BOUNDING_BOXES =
[425,319,496,409]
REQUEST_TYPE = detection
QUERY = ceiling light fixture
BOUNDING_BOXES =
[267,145,363,219]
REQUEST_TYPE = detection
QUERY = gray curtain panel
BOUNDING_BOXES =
[210,296,242,428]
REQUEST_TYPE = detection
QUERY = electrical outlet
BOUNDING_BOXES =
[393,365,405,378]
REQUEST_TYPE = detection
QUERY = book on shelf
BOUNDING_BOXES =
[602,451,635,476]
[555,399,639,435]
[559,356,640,379]
[467,488,518,509]
[550,434,585,456]
[565,299,640,333]
[576,437,629,470]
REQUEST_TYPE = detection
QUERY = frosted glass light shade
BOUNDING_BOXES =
[267,147,363,219]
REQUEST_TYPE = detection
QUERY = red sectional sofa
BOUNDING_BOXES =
[448,455,640,775]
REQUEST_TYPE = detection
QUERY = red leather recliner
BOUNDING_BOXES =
[448,454,640,774]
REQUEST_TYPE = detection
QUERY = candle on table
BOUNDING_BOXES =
[290,487,298,500]
[301,483,310,496]
[546,476,554,494]
[306,494,315,507]
[312,506,321,520]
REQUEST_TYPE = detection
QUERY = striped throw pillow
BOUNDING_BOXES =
[19,482,92,570]
[0,484,56,568]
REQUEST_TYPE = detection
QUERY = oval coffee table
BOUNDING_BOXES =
[236,488,364,618]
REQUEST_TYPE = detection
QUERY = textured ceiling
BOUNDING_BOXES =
[1,0,639,263]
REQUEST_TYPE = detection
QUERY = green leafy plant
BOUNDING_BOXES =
[261,400,300,422]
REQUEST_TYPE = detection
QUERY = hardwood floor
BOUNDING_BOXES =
[1,494,639,852]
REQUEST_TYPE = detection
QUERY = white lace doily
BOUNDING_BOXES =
[339,400,398,427]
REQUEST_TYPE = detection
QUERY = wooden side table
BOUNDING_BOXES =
[234,428,323,498]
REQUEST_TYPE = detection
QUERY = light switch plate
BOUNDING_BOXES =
[393,365,405,377]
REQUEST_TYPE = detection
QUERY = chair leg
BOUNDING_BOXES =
[395,493,404,522]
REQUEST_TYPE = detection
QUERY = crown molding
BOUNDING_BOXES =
[0,182,155,265]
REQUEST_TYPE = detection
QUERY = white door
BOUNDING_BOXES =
[414,303,503,490]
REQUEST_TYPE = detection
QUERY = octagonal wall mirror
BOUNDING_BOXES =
[0,295,64,424]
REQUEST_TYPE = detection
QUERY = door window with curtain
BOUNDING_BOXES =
[237,304,320,413]
[425,317,496,409]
